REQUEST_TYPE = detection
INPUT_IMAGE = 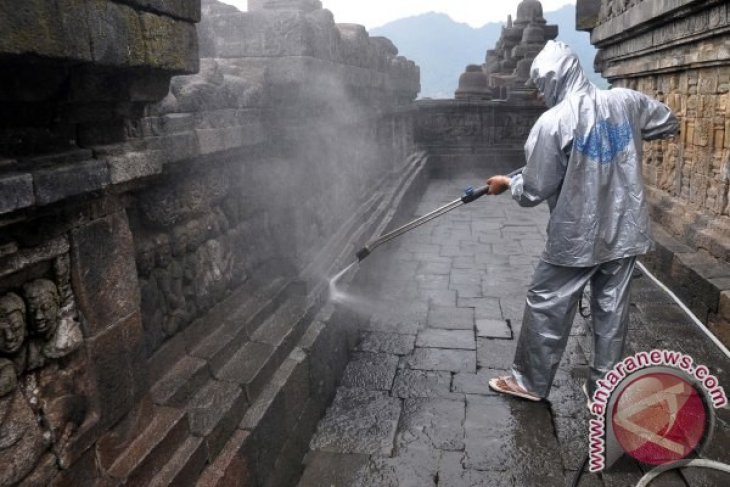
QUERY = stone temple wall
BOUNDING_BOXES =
[578,0,730,344]
[0,0,419,485]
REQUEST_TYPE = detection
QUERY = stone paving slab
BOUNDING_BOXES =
[340,352,399,391]
[396,398,466,451]
[355,331,416,355]
[406,348,477,373]
[391,369,457,400]
[416,329,476,350]
[308,387,402,456]
[299,176,730,487]
[476,318,511,339]
[427,305,475,329]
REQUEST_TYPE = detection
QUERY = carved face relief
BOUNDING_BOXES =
[0,293,26,355]
[23,280,60,339]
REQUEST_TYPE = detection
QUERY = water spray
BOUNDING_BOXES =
[329,167,524,301]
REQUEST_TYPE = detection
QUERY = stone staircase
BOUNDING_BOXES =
[100,152,429,486]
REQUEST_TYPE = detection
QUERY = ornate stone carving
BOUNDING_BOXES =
[0,255,83,398]
[599,0,645,23]
[0,293,26,356]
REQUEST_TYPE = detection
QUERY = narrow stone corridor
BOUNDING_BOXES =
[297,175,730,487]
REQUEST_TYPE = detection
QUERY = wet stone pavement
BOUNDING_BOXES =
[297,175,730,487]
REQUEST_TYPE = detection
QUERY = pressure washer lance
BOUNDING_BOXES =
[355,167,524,262]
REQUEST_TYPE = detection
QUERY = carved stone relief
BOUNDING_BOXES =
[0,255,83,397]
[0,247,86,486]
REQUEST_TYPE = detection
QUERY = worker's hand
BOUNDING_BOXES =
[486,175,511,195]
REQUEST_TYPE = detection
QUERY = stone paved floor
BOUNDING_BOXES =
[298,175,730,487]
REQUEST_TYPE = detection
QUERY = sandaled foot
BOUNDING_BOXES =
[488,376,541,402]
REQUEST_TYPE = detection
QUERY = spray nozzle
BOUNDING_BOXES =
[461,184,489,204]
[356,246,371,261]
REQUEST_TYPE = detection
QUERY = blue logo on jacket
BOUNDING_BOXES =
[575,120,633,163]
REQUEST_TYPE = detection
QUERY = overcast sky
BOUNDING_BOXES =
[221,1,576,29]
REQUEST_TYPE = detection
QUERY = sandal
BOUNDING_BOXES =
[488,376,542,402]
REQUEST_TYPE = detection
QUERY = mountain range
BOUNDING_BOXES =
[371,5,606,99]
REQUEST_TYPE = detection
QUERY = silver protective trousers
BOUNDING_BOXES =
[511,256,637,398]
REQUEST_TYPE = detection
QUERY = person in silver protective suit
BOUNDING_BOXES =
[485,40,679,402]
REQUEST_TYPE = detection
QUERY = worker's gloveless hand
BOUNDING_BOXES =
[486,175,511,195]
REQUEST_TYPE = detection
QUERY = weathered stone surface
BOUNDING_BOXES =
[33,159,110,206]
[70,211,140,337]
[309,387,401,455]
[341,353,399,391]
[416,328,476,350]
[476,318,511,338]
[0,172,34,215]
[391,369,457,400]
[438,452,514,487]
[406,348,476,373]
[352,446,440,487]
[118,0,202,22]
[106,405,188,485]
[464,396,564,484]
[427,305,475,330]
[452,369,508,396]
[355,331,415,355]
[0,391,48,486]
[396,398,465,451]
[187,380,247,457]
[0,0,93,62]
[477,337,517,370]
[298,451,369,487]
[196,429,256,487]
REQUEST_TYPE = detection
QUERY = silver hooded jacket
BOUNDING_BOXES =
[511,41,679,267]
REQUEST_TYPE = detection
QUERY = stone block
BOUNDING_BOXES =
[476,318,512,339]
[355,331,415,355]
[85,0,147,67]
[33,159,110,206]
[86,317,141,429]
[0,172,34,214]
[150,355,209,407]
[299,452,369,487]
[416,329,476,350]
[391,369,457,400]
[396,398,465,451]
[308,387,402,456]
[107,150,164,184]
[720,290,730,321]
[426,305,475,330]
[0,392,48,486]
[199,10,311,59]
[70,211,140,336]
[196,430,257,487]
[150,436,208,486]
[187,380,248,458]
[140,10,199,73]
[115,0,202,22]
[340,352,399,391]
[405,348,477,373]
[0,0,92,62]
[106,405,188,484]
[213,341,276,401]
[576,0,601,31]
[477,337,517,370]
